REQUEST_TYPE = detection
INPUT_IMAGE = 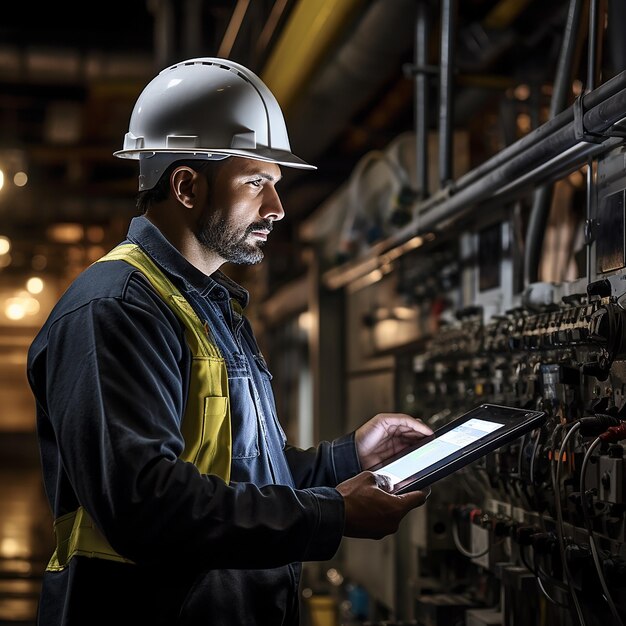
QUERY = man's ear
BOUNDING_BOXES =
[170,166,199,209]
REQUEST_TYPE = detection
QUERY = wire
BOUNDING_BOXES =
[580,437,625,626]
[520,543,570,608]
[451,517,490,559]
[516,432,528,478]
[532,542,571,593]
[552,421,587,626]
[537,577,570,610]
[530,426,545,510]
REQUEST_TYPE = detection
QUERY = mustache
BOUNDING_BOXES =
[245,219,273,235]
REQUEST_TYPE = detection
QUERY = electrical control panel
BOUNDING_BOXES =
[329,143,626,626]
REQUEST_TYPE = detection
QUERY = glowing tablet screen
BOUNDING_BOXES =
[373,418,505,491]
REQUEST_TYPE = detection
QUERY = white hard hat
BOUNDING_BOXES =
[114,57,316,190]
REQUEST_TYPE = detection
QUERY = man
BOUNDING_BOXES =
[27,57,432,626]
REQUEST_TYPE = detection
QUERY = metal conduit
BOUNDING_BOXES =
[523,0,584,287]
[438,0,456,187]
[585,0,601,285]
[414,0,431,199]
[451,70,626,193]
[413,81,626,233]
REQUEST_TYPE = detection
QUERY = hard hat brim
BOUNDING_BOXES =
[113,147,317,171]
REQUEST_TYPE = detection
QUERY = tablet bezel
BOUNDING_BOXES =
[368,403,546,494]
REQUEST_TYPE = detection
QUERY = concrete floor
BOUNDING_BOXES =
[0,433,54,626]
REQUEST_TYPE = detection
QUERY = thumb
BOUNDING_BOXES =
[397,486,431,508]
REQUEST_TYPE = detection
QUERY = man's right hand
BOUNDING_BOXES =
[335,471,429,540]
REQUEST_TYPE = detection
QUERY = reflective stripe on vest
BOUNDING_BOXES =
[46,243,232,571]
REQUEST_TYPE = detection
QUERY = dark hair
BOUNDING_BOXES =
[135,158,227,214]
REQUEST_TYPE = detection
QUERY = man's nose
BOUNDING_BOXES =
[261,186,285,221]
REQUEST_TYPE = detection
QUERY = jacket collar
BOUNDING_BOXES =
[126,215,249,307]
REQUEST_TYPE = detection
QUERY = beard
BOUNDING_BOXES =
[194,208,272,266]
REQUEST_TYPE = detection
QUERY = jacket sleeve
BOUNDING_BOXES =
[283,434,362,489]
[35,270,344,570]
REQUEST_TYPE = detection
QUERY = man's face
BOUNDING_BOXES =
[194,157,284,265]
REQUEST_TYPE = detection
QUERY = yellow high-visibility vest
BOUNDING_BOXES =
[47,243,232,571]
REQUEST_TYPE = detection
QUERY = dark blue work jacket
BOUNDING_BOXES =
[27,215,360,626]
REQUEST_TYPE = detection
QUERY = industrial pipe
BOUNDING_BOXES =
[524,0,584,287]
[438,0,456,187]
[452,70,626,193]
[413,77,626,233]
[413,0,431,199]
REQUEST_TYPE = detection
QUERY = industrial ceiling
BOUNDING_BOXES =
[0,0,610,292]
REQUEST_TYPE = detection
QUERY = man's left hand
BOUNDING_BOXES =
[355,413,433,470]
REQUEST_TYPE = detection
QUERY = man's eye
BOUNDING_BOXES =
[249,179,262,187]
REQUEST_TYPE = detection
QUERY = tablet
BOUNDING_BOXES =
[369,403,546,494]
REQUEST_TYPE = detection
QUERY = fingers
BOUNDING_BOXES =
[371,472,433,508]
[398,486,431,507]
[373,473,393,492]
[378,413,433,437]
[371,473,432,504]
[419,421,433,436]
[404,416,434,437]
[339,473,432,539]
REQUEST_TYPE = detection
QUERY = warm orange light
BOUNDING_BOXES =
[26,277,44,294]
[47,223,83,244]
[13,171,28,187]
